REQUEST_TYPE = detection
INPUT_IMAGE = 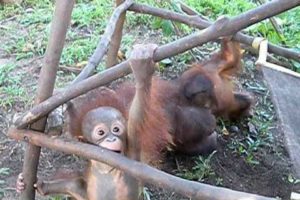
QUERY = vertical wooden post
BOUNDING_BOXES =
[20,0,74,199]
[106,0,126,68]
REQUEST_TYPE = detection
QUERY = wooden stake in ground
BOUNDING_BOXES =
[20,1,74,199]
[14,0,300,129]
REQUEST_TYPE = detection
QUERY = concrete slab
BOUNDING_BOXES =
[262,66,300,178]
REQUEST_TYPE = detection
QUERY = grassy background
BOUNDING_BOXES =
[1,0,299,64]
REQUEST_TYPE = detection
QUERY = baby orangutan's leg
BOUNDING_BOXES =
[17,172,87,200]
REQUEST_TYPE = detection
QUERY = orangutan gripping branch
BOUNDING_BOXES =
[179,38,252,120]
[16,44,163,200]
[17,38,250,199]
[63,44,221,158]
[51,38,248,159]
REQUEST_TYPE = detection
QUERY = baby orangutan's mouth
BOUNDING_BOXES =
[113,150,121,153]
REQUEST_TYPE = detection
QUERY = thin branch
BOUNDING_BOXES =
[72,0,133,84]
[14,0,300,129]
[8,128,276,200]
[128,3,211,29]
[106,0,127,68]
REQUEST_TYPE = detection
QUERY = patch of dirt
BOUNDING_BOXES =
[145,55,294,200]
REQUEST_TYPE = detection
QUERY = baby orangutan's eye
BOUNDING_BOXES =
[98,130,105,136]
[113,127,119,133]
[93,126,107,139]
[111,122,125,135]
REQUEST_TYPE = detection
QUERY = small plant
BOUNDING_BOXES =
[215,177,223,186]
[48,196,69,200]
[177,151,216,181]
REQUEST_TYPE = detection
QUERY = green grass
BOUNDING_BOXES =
[72,1,112,29]
[184,0,255,18]
[48,196,69,200]
[177,151,217,182]
[4,29,49,60]
[1,0,299,68]
[61,36,98,66]
[0,63,28,108]
[226,108,274,165]
[184,0,300,49]
[0,168,10,199]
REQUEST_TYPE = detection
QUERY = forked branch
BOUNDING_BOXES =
[72,0,133,84]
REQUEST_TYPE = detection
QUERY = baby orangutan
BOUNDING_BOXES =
[16,44,160,200]
[179,38,252,120]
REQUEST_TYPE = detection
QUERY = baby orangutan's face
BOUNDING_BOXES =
[82,107,126,153]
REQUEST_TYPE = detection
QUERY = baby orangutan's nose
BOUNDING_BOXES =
[106,137,117,142]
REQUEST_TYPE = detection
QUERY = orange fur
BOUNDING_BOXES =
[180,39,251,120]
[65,39,245,164]
[65,80,172,165]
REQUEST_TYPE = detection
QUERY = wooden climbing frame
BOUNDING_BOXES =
[7,0,300,199]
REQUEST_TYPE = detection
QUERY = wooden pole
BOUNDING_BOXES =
[179,2,299,62]
[72,0,133,84]
[128,2,300,62]
[20,1,74,199]
[9,128,276,200]
[106,0,127,68]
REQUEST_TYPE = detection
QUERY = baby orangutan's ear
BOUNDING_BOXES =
[76,136,87,143]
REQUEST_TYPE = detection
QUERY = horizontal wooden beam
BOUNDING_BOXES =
[129,2,300,62]
[8,127,276,200]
